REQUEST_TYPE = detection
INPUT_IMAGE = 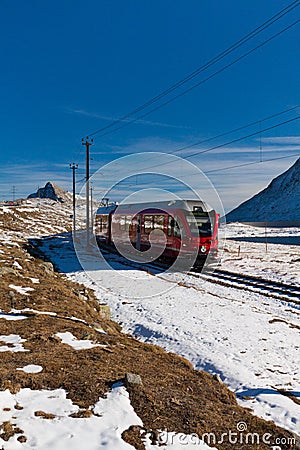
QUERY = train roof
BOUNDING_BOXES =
[95,199,214,215]
[95,204,117,215]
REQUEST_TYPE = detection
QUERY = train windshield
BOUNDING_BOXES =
[185,211,213,237]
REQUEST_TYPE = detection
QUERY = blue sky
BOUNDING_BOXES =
[0,0,299,211]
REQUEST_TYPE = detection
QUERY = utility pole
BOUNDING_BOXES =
[82,136,93,246]
[69,163,78,236]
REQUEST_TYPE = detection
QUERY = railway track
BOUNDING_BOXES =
[99,247,300,305]
[190,268,300,305]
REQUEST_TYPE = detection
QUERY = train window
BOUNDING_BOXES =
[167,215,174,236]
[173,218,181,238]
[125,215,132,232]
[119,216,126,231]
[102,216,108,230]
[167,215,181,238]
[185,211,212,236]
[96,215,108,233]
[115,215,133,233]
[153,215,164,230]
[144,215,153,234]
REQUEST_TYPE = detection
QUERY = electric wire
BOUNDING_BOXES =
[131,115,300,173]
[183,115,300,158]
[88,1,300,138]
[97,104,299,172]
[92,19,299,139]
[173,105,299,153]
[205,152,300,173]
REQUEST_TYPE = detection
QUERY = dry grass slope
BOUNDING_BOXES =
[0,203,298,449]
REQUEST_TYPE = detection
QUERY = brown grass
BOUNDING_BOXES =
[0,207,298,449]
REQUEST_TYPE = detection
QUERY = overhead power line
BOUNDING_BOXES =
[110,104,299,171]
[205,152,300,174]
[86,113,300,188]
[93,19,300,139]
[133,114,300,174]
[98,153,300,188]
[173,105,300,153]
[183,115,300,159]
[88,1,300,138]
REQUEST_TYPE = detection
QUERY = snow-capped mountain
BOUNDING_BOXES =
[28,182,72,203]
[226,157,300,223]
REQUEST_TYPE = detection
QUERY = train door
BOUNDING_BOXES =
[167,215,181,257]
[136,215,141,251]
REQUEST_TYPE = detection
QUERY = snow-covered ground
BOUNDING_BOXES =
[221,223,300,286]
[37,224,300,438]
[0,202,217,450]
[0,383,216,450]
[1,203,299,448]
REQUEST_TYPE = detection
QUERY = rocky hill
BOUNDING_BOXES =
[28,181,72,203]
[226,157,300,223]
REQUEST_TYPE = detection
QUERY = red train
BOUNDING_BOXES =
[94,199,219,267]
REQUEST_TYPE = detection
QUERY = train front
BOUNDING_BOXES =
[182,203,219,266]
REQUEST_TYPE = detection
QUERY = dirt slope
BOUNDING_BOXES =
[0,203,298,449]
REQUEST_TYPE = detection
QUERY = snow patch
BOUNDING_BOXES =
[56,331,107,350]
[9,285,35,295]
[0,311,29,321]
[29,277,40,284]
[17,364,43,374]
[13,261,22,270]
[0,385,145,450]
[0,334,28,352]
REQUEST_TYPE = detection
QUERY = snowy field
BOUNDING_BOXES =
[1,204,299,448]
[0,203,217,450]
[221,223,300,286]
[36,223,300,438]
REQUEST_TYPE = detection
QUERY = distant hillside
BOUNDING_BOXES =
[28,182,72,203]
[226,158,300,223]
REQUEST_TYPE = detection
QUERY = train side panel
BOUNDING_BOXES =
[94,201,219,265]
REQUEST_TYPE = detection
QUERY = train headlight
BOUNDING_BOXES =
[200,245,206,253]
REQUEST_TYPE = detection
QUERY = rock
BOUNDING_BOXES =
[27,182,72,204]
[41,261,54,270]
[97,304,111,319]
[40,261,54,272]
[212,373,223,384]
[125,373,143,387]
[14,404,23,410]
